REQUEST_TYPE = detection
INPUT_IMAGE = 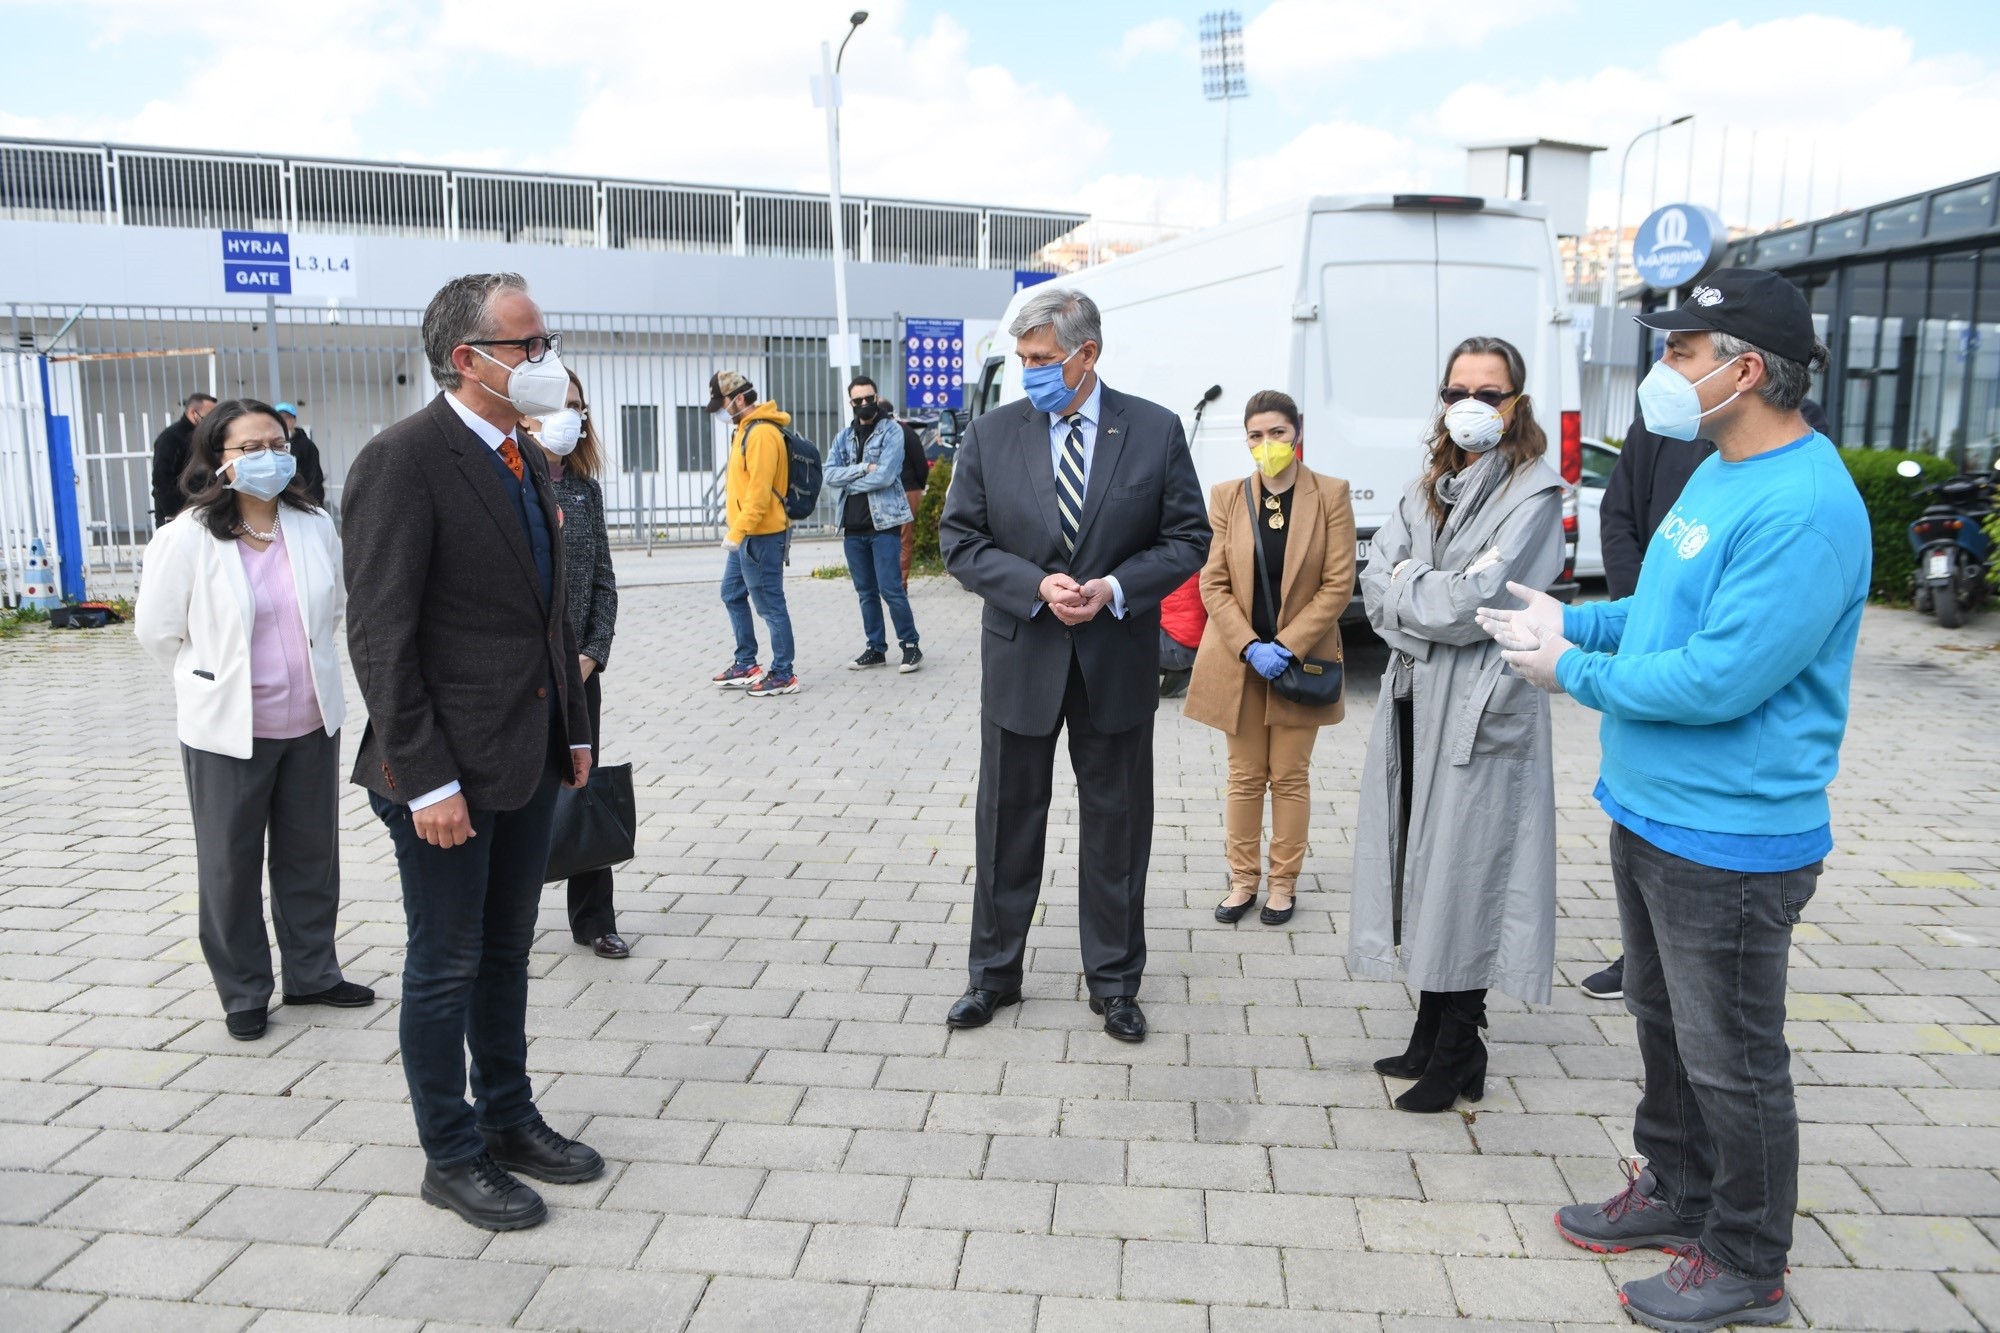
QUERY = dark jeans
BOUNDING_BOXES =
[373,761,562,1166]
[566,670,616,941]
[721,531,793,677]
[843,529,920,652]
[1613,822,1820,1281]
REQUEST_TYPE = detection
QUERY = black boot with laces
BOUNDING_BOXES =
[421,1151,547,1231]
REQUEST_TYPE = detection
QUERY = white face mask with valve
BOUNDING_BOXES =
[472,345,571,417]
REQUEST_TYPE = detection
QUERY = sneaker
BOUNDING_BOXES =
[1554,1160,1703,1256]
[748,672,800,697]
[712,662,764,689]
[848,649,887,670]
[899,646,923,673]
[1582,955,1626,1000]
[1619,1246,1790,1333]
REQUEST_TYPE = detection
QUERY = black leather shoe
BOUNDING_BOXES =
[282,980,375,1007]
[591,933,630,959]
[946,987,1021,1029]
[225,1008,267,1041]
[1259,891,1296,926]
[1089,995,1148,1042]
[480,1118,605,1184]
[422,1152,547,1231]
[1215,890,1258,924]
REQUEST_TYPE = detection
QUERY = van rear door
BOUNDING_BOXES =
[1303,206,1439,541]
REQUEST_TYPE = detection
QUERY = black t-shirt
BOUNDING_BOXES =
[1250,483,1294,641]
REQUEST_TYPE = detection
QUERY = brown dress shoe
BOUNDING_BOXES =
[591,933,630,959]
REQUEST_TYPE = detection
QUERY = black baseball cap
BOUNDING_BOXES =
[1633,267,1818,366]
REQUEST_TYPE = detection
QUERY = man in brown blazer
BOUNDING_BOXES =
[343,273,598,1232]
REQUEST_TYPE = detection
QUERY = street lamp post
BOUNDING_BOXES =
[1598,114,1692,425]
[818,11,868,390]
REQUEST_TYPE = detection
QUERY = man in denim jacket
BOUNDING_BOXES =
[827,376,923,673]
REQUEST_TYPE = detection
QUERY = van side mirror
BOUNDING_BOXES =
[1896,460,1923,479]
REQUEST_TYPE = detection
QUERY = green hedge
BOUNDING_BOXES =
[909,459,953,575]
[1838,448,1958,602]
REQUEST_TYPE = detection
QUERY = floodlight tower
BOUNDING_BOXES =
[1199,10,1248,225]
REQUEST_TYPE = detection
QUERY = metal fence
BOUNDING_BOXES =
[1,303,909,599]
[0,136,1088,271]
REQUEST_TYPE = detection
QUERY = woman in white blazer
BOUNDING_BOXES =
[136,398,373,1040]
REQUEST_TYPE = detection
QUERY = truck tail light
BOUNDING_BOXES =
[1560,411,1582,486]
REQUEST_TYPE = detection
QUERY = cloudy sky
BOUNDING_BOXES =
[3,0,1997,233]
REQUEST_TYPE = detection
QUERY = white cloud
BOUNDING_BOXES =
[1430,15,2000,229]
[1117,17,1189,66]
[1244,0,1571,80]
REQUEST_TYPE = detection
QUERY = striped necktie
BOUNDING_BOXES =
[1057,414,1086,553]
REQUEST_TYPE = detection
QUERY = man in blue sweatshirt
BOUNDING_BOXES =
[1476,267,1870,1333]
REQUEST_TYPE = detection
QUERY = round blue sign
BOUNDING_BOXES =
[1632,203,1728,292]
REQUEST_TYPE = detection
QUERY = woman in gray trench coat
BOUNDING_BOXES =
[1350,335,1565,1114]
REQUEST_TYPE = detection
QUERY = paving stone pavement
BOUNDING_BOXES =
[2,542,1997,1332]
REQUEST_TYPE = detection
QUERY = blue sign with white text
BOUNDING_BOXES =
[222,230,292,294]
[905,318,966,410]
[1632,204,1727,293]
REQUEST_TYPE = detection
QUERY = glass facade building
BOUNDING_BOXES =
[1713,173,2000,470]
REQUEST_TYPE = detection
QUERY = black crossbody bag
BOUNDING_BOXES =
[1243,477,1343,708]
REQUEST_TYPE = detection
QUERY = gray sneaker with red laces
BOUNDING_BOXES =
[1554,1160,1703,1255]
[1619,1245,1790,1333]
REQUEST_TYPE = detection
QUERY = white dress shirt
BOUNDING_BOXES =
[408,394,587,813]
[1037,378,1126,619]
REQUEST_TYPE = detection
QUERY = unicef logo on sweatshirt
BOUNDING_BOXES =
[1659,510,1711,560]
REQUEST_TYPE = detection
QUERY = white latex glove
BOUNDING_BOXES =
[1499,624,1574,694]
[1466,546,1503,575]
[1475,579,1565,650]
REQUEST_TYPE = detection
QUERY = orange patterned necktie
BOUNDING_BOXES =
[497,437,524,483]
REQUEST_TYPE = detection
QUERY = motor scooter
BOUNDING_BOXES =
[1896,458,1994,628]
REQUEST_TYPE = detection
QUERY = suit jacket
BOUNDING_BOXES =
[1183,466,1356,731]
[342,393,590,810]
[151,415,197,526]
[940,384,1209,735]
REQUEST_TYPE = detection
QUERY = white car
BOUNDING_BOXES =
[1571,437,1619,582]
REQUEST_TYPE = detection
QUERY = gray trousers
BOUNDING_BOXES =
[181,730,345,1014]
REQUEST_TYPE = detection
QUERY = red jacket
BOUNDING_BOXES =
[1160,573,1207,649]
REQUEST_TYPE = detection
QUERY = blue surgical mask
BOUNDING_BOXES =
[1022,348,1083,413]
[222,449,297,502]
[1637,355,1741,441]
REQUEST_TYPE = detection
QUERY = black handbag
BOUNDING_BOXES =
[543,762,637,883]
[1243,478,1344,708]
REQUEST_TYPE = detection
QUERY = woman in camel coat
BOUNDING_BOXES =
[1184,389,1356,926]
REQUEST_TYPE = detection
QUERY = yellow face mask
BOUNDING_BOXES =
[1249,440,1296,478]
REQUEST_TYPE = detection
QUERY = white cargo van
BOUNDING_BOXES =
[970,194,1584,610]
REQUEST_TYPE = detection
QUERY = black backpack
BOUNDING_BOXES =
[748,420,823,522]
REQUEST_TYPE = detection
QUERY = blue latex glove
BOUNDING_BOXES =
[1245,641,1291,680]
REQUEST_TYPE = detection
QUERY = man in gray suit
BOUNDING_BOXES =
[939,288,1209,1042]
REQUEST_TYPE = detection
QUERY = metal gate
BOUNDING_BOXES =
[2,303,903,599]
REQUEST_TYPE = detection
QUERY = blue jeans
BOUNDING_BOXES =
[371,763,561,1166]
[843,530,920,653]
[721,532,793,677]
[1613,823,1820,1282]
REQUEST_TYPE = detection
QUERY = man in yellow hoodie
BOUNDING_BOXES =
[707,370,797,696]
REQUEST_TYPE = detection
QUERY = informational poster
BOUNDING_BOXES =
[904,317,966,410]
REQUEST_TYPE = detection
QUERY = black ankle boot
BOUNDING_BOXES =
[1373,990,1445,1079]
[1394,989,1488,1113]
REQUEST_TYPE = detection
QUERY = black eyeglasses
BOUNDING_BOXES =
[850,394,880,408]
[468,332,562,364]
[1440,387,1514,408]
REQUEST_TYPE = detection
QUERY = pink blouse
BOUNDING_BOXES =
[238,531,324,740]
